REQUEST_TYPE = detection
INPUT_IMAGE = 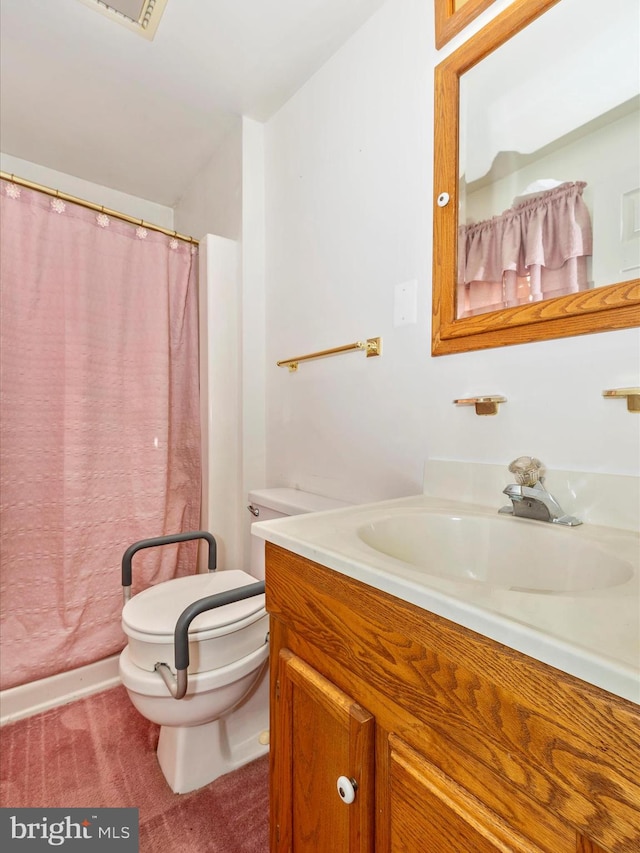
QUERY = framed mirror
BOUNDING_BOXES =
[432,0,640,355]
[434,0,497,50]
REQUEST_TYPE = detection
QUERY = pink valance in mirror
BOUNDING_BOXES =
[457,181,593,318]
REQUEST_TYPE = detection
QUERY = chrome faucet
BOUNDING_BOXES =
[499,456,582,527]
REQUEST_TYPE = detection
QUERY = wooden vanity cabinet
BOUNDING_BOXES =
[275,649,375,851]
[266,543,640,853]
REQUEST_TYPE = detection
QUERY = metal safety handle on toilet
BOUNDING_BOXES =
[121,530,218,606]
[154,582,266,699]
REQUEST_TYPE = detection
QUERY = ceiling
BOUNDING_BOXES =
[0,0,387,206]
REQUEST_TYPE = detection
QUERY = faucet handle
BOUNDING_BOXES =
[508,456,546,487]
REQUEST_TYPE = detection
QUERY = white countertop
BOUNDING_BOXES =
[253,494,640,705]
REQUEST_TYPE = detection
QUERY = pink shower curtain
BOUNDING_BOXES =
[0,179,201,690]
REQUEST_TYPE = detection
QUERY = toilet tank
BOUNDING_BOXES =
[247,488,351,580]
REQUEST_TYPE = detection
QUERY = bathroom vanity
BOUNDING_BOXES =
[256,469,640,853]
[265,542,640,852]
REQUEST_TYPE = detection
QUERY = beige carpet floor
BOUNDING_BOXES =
[0,684,269,852]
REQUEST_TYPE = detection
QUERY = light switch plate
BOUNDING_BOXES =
[394,279,418,326]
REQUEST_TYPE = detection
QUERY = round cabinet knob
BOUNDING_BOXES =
[436,192,450,207]
[336,775,357,804]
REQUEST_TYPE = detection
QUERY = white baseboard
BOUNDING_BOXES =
[0,655,121,726]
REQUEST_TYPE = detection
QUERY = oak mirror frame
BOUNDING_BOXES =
[431,0,640,356]
[434,0,497,50]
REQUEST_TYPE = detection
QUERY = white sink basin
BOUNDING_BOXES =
[357,510,634,593]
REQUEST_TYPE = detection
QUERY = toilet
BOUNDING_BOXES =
[119,487,349,794]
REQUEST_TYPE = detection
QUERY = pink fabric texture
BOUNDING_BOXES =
[457,181,593,317]
[0,181,201,690]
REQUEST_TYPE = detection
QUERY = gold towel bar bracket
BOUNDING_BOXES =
[602,388,640,412]
[453,396,507,416]
[277,337,381,372]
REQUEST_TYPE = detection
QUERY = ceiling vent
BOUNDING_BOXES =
[76,0,168,40]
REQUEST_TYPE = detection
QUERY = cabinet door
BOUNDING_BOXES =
[274,649,374,852]
[389,735,548,853]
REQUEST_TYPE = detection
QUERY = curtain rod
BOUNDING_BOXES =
[0,171,198,246]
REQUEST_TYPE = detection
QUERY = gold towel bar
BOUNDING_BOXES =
[277,337,381,372]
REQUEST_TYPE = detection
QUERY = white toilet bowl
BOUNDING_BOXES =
[119,642,269,728]
[119,489,350,794]
[119,569,268,793]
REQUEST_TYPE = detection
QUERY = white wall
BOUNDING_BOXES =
[263,0,640,506]
[199,235,243,570]
[174,118,267,568]
[0,153,174,228]
[173,119,243,241]
[240,119,267,534]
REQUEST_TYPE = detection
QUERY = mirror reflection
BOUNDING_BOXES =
[456,0,640,319]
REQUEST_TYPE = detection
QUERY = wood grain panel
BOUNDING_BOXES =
[390,734,550,852]
[434,0,497,49]
[576,838,609,853]
[274,648,375,852]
